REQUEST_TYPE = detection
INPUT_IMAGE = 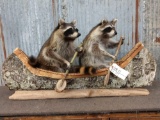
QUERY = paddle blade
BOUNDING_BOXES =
[55,79,67,92]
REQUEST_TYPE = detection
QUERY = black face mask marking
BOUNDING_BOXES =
[75,28,78,32]
[64,28,74,36]
[103,27,112,33]
[77,33,81,37]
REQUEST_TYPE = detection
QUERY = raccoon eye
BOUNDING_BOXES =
[103,27,112,33]
[64,28,74,36]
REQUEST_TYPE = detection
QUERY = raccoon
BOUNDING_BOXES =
[79,19,124,72]
[29,19,81,72]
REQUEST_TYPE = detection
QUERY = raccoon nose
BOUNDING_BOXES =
[115,31,117,35]
[78,33,81,37]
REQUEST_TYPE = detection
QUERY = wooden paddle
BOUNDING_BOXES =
[104,37,124,85]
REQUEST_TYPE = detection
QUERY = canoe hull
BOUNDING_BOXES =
[2,46,156,90]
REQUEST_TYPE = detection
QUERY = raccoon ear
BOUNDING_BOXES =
[59,19,65,26]
[112,19,118,25]
[71,20,76,26]
[101,19,108,25]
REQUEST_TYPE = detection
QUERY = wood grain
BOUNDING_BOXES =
[9,88,149,100]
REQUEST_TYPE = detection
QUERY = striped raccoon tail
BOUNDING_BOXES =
[74,66,97,75]
[28,55,40,68]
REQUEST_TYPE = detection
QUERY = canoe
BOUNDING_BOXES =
[2,42,156,90]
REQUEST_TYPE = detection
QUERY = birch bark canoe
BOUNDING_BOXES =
[2,42,156,90]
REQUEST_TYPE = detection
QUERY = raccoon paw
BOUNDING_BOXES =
[75,46,83,52]
[111,55,116,60]
[65,61,71,69]
[121,37,125,45]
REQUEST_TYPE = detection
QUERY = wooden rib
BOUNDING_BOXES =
[9,88,149,100]
[13,42,144,79]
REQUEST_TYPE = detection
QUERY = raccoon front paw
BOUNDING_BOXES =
[121,37,125,45]
[75,47,83,52]
[65,61,71,69]
[111,55,116,60]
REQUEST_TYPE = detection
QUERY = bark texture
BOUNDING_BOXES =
[2,48,156,90]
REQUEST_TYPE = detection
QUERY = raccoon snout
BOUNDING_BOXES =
[115,31,117,35]
[78,33,81,37]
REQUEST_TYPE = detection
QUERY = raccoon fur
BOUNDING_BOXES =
[29,19,81,72]
[79,19,124,73]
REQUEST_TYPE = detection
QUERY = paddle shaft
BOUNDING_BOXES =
[57,43,83,88]
[104,37,124,85]
[62,51,79,81]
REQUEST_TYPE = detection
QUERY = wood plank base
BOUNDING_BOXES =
[9,88,149,100]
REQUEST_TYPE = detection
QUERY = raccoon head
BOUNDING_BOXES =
[58,19,81,41]
[99,19,118,38]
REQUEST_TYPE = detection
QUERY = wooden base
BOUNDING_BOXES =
[9,88,149,100]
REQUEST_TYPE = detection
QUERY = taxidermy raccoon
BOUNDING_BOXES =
[29,19,81,72]
[79,19,124,73]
